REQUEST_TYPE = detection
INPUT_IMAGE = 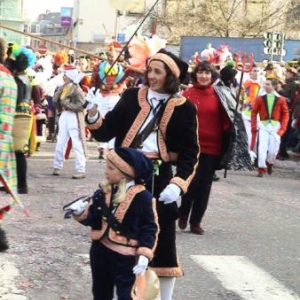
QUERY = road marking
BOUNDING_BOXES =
[0,255,27,300]
[191,255,300,300]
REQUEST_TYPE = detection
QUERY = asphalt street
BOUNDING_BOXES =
[0,140,299,300]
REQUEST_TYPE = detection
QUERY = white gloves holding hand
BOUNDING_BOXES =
[66,199,88,216]
[133,255,149,275]
[158,183,181,204]
[249,151,257,163]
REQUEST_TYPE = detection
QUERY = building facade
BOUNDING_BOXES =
[0,0,28,45]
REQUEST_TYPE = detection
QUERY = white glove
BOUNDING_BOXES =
[85,88,98,111]
[67,199,88,216]
[249,151,257,163]
[273,133,281,144]
[133,255,149,275]
[86,101,97,111]
[158,183,181,204]
[292,119,297,129]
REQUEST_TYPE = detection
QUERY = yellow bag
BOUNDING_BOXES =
[13,113,33,152]
[131,268,160,300]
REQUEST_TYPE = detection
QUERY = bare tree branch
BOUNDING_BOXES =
[149,0,298,43]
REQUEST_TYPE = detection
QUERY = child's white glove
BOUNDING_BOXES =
[66,199,88,215]
[159,183,181,204]
[133,255,149,275]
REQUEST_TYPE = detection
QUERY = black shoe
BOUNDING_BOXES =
[267,165,273,175]
[0,228,9,252]
[178,215,188,230]
[213,174,220,181]
[36,142,41,151]
[0,186,8,193]
[278,153,289,160]
[18,187,28,194]
[190,224,205,235]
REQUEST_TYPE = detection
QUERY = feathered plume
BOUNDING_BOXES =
[128,35,167,69]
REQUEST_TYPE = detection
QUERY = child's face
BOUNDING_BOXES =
[104,160,126,184]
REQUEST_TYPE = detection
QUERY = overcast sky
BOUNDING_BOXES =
[23,0,74,21]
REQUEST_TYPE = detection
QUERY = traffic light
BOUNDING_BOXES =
[263,32,286,56]
[263,32,273,54]
[273,33,285,55]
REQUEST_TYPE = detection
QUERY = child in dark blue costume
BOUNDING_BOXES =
[65,147,159,300]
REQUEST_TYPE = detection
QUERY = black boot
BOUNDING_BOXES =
[0,227,9,252]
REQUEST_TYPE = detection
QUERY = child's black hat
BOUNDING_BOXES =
[107,147,153,184]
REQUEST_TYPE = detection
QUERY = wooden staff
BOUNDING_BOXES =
[0,23,100,58]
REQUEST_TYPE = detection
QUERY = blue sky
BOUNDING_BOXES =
[23,0,74,21]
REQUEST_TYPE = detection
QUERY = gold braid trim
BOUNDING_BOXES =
[106,149,135,178]
[158,97,186,161]
[114,185,145,223]
[137,197,159,261]
[137,247,154,261]
[151,266,183,277]
[85,114,103,130]
[108,185,145,246]
[149,53,180,78]
[170,177,188,194]
[122,87,150,147]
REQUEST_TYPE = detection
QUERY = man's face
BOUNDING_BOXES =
[264,80,275,93]
[107,53,116,64]
[250,67,260,80]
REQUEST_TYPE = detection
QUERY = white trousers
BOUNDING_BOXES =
[53,111,86,172]
[96,93,119,150]
[258,122,280,168]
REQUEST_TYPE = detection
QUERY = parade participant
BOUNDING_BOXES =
[242,64,263,151]
[43,51,68,142]
[264,62,276,78]
[0,38,17,191]
[64,147,159,300]
[251,78,289,177]
[52,67,87,179]
[27,68,48,151]
[0,37,18,252]
[178,61,251,235]
[217,61,238,89]
[77,56,92,92]
[88,45,127,159]
[5,43,37,194]
[291,89,300,156]
[86,48,199,300]
[279,66,299,159]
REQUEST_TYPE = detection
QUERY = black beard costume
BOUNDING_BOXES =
[0,227,9,252]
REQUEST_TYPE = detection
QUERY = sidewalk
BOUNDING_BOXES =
[31,139,100,160]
